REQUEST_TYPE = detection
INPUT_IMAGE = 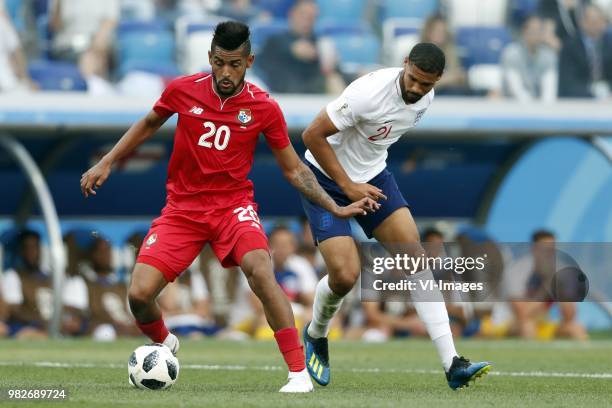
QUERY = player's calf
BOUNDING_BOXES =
[128,264,174,346]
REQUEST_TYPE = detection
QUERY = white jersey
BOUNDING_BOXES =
[305,68,434,183]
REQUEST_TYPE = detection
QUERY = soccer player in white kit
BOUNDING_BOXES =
[299,43,491,389]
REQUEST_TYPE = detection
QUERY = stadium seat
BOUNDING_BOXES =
[117,22,176,75]
[456,26,512,68]
[446,0,508,27]
[315,19,372,37]
[183,30,215,74]
[316,0,368,22]
[327,33,381,75]
[175,17,225,74]
[254,0,295,18]
[120,0,156,21]
[118,60,181,78]
[380,0,440,22]
[117,20,169,35]
[468,64,503,93]
[250,20,289,53]
[28,60,87,91]
[382,18,422,66]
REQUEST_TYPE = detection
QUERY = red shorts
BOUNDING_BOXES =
[136,202,269,282]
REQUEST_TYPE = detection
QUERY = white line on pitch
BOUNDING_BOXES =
[0,361,611,379]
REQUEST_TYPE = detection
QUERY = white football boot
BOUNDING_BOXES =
[163,333,180,355]
[279,368,314,393]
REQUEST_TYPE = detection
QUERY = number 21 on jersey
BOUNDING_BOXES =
[199,121,231,150]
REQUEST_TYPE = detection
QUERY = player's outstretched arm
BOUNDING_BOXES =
[303,109,387,203]
[271,143,379,218]
[80,109,170,197]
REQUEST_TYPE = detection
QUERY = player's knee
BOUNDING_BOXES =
[241,250,274,292]
[328,267,359,296]
[128,284,154,314]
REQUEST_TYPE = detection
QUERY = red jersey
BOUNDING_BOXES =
[152,73,290,212]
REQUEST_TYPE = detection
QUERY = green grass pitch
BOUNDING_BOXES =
[0,338,610,407]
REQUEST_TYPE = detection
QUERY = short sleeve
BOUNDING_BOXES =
[325,77,373,131]
[1,269,23,305]
[152,78,181,117]
[286,256,317,293]
[190,270,209,301]
[62,275,88,310]
[262,100,290,150]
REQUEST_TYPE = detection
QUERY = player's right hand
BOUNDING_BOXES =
[80,160,112,197]
[344,182,387,202]
[335,197,380,218]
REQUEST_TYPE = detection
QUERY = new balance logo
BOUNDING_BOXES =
[189,106,204,115]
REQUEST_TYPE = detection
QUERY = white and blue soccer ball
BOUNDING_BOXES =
[128,343,179,390]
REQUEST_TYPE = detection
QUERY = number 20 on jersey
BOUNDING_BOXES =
[198,121,231,151]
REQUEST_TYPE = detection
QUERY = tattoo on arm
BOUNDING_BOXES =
[290,163,338,213]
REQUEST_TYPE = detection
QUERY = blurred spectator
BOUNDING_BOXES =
[359,302,427,342]
[419,14,468,95]
[269,226,317,309]
[501,15,558,102]
[296,215,326,276]
[84,237,138,340]
[60,233,89,336]
[506,229,588,340]
[217,0,271,23]
[537,0,588,50]
[422,227,468,337]
[558,4,612,98]
[158,268,216,338]
[0,284,8,337]
[233,226,317,339]
[49,0,119,89]
[173,0,222,20]
[1,230,49,339]
[0,0,36,91]
[258,0,344,93]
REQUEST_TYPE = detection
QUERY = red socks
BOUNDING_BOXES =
[137,322,305,372]
[137,319,170,343]
[274,327,306,372]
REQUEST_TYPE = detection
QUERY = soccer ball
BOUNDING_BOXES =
[128,343,179,390]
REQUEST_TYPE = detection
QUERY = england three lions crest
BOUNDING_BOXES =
[237,109,252,125]
[414,109,427,125]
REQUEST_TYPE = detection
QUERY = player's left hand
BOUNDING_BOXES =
[334,197,380,218]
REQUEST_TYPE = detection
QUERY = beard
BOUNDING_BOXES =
[213,74,245,96]
[403,91,423,103]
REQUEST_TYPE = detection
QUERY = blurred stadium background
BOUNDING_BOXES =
[0,0,611,349]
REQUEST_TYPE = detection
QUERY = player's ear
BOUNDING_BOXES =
[246,54,255,68]
[208,50,213,64]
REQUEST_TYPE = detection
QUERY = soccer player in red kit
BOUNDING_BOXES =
[80,21,377,392]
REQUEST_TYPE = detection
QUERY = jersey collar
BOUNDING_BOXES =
[209,75,247,110]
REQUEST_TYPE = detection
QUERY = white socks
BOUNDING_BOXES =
[307,275,344,339]
[432,333,457,371]
[307,269,458,371]
[410,269,458,371]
